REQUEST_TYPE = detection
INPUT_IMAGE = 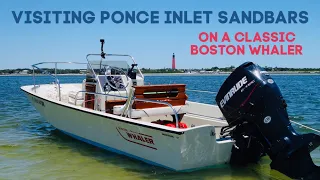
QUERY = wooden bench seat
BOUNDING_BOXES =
[133,84,188,109]
[105,84,188,113]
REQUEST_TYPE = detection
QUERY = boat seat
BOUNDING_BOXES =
[133,84,188,109]
[113,105,187,119]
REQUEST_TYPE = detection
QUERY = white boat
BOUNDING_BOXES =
[21,40,320,179]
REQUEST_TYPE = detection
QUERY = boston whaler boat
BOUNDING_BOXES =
[21,40,320,179]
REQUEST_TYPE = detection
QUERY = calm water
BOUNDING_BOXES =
[0,75,319,180]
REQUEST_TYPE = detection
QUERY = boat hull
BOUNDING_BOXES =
[22,85,233,171]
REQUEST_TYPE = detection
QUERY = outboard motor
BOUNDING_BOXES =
[216,62,320,179]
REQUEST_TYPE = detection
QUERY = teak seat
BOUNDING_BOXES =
[104,84,188,114]
[132,84,188,109]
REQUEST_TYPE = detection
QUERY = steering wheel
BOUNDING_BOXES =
[104,65,129,91]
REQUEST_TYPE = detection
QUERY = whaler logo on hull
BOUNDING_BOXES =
[220,76,247,108]
[116,127,157,150]
[31,96,45,107]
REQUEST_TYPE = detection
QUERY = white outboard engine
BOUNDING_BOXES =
[216,62,320,179]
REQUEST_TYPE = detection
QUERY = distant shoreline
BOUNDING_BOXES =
[1,72,320,77]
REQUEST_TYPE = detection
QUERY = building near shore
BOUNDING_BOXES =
[19,70,29,75]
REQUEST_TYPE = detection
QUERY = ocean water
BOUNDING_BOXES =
[0,74,319,180]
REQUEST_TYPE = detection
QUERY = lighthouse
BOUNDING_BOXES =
[172,53,176,69]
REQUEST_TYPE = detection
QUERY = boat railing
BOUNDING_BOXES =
[86,53,144,79]
[74,90,180,128]
[31,61,88,101]
[186,89,217,94]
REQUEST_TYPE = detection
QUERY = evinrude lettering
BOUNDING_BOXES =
[220,76,247,108]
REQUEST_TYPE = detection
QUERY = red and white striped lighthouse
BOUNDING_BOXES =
[172,53,176,69]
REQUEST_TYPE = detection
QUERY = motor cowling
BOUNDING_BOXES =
[216,62,320,179]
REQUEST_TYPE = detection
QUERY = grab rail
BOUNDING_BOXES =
[74,90,179,128]
[31,52,144,101]
[31,62,88,101]
[186,89,217,94]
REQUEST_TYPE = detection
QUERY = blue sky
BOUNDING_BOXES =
[0,0,319,69]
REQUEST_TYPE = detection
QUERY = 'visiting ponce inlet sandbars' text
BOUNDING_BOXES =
[11,11,308,24]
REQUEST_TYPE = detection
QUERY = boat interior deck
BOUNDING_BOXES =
[32,82,227,139]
